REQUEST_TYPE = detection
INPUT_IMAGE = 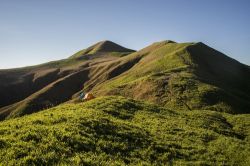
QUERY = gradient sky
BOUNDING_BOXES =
[0,0,249,69]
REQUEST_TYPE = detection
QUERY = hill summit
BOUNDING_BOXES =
[69,40,135,59]
[88,40,135,53]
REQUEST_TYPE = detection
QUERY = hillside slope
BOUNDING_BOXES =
[0,40,250,120]
[92,41,250,114]
[0,96,249,165]
[0,41,136,119]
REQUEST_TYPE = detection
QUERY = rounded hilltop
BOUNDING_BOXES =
[84,40,135,54]
[69,40,135,59]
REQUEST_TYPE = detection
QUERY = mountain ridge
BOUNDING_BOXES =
[0,40,249,120]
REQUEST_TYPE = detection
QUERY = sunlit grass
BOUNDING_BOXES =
[0,96,249,165]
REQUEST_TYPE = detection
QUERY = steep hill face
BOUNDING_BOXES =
[0,40,249,120]
[187,43,250,113]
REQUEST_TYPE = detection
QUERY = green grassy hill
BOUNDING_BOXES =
[92,41,250,114]
[0,40,250,165]
[0,96,249,165]
[1,40,249,120]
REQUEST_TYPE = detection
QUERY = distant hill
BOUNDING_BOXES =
[69,40,135,59]
[0,40,250,120]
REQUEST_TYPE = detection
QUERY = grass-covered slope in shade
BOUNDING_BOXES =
[0,96,249,165]
[0,41,136,120]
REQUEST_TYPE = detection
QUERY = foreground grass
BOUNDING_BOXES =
[0,96,249,165]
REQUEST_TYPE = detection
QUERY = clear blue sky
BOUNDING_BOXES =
[0,0,249,69]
